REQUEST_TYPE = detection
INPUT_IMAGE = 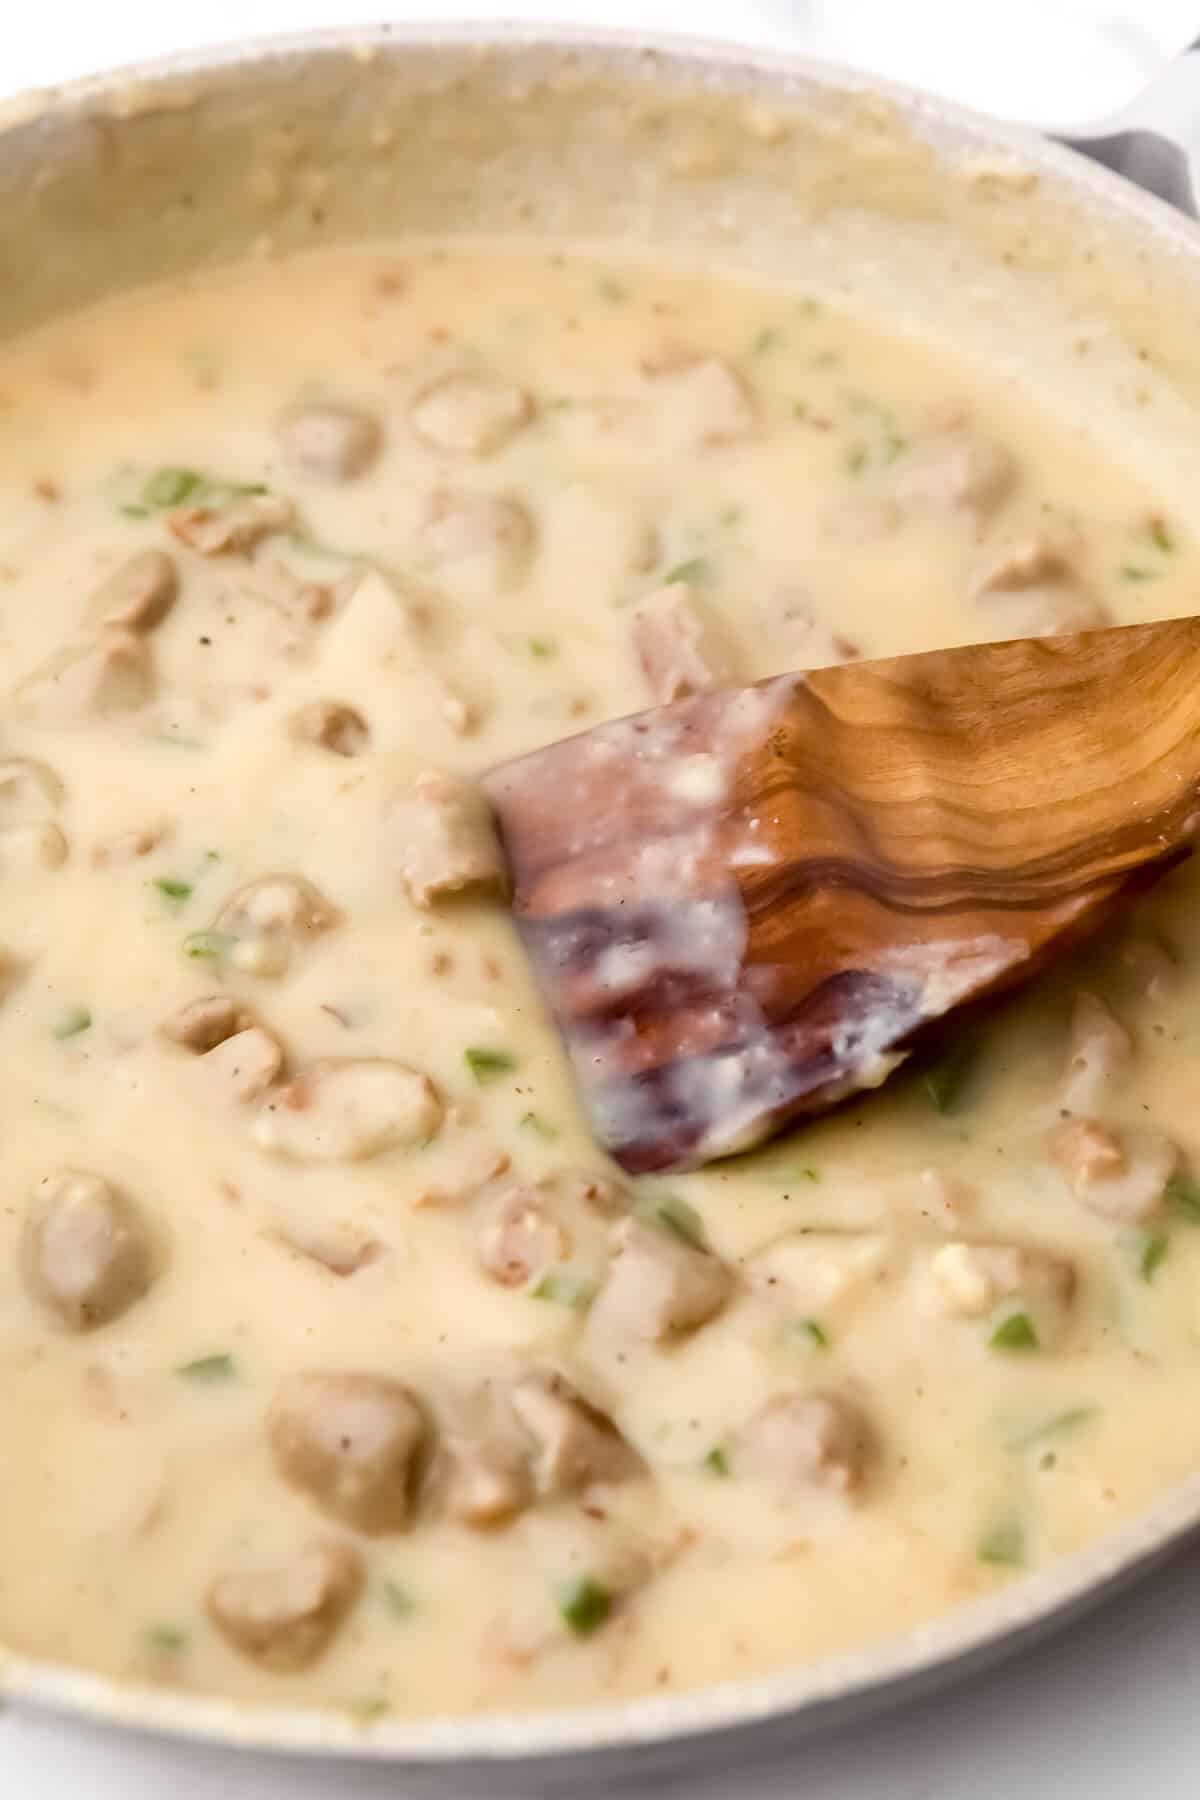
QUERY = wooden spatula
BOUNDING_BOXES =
[484,618,1200,1174]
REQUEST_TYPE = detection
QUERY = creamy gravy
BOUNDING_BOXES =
[1,242,1198,1721]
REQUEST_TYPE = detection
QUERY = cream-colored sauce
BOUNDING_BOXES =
[0,241,1198,1721]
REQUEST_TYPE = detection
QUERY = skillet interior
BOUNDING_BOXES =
[3,20,1200,1768]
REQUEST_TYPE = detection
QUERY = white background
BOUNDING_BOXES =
[5,2,1200,1795]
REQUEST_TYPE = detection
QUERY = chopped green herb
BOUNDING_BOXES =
[1010,1406,1096,1451]
[151,730,206,750]
[176,1352,236,1383]
[142,467,202,508]
[922,1040,976,1115]
[989,1311,1039,1352]
[841,393,906,469]
[287,531,358,562]
[1120,564,1157,582]
[348,1696,390,1723]
[53,1006,92,1041]
[197,479,268,507]
[153,877,193,906]
[1167,1174,1200,1222]
[145,1624,188,1654]
[792,400,809,419]
[182,930,235,961]
[977,1518,1025,1567]
[557,1575,612,1636]
[527,636,557,659]
[637,1189,707,1249]
[531,1268,596,1310]
[136,467,268,514]
[596,276,629,302]
[664,556,710,587]
[519,1111,560,1142]
[381,1578,416,1619]
[703,1445,731,1477]
[790,1318,830,1351]
[1133,1230,1169,1283]
[119,503,150,520]
[751,326,782,355]
[464,1046,517,1084]
[1149,516,1174,552]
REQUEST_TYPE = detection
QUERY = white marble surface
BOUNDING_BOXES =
[4,2,1200,1795]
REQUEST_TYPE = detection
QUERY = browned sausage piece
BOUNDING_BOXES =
[269,1371,428,1533]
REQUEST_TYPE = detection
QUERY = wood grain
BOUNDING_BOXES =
[485,619,1200,1172]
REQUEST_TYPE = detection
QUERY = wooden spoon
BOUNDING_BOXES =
[484,619,1200,1174]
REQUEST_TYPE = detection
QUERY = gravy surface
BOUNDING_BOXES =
[1,243,1198,1721]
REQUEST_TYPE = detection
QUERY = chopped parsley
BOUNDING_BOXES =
[151,730,206,750]
[1132,1230,1169,1283]
[519,1111,560,1142]
[790,1318,830,1351]
[1167,1174,1200,1222]
[530,1269,596,1310]
[381,1578,416,1620]
[144,1624,188,1654]
[703,1445,731,1477]
[153,876,193,907]
[142,467,202,509]
[348,1696,390,1723]
[464,1046,517,1084]
[137,467,268,513]
[921,1041,976,1115]
[843,393,906,471]
[176,1353,237,1383]
[1009,1406,1096,1451]
[287,530,358,562]
[557,1575,612,1636]
[182,930,235,961]
[637,1189,707,1249]
[663,556,710,586]
[977,1518,1025,1567]
[53,1006,92,1040]
[989,1311,1039,1352]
